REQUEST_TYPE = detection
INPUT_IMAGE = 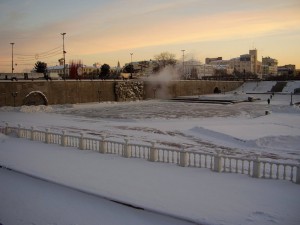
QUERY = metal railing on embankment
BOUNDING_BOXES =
[1,122,300,184]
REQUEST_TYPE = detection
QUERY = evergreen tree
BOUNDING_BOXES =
[100,64,110,79]
[34,61,47,73]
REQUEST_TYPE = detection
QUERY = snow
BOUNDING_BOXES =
[0,81,300,225]
[0,168,193,225]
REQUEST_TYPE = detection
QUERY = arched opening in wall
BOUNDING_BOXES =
[213,87,221,94]
[23,91,48,106]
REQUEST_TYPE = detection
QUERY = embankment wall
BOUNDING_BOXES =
[0,80,242,106]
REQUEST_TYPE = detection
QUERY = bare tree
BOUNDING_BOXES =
[153,52,177,72]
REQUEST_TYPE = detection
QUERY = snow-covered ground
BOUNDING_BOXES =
[0,81,300,225]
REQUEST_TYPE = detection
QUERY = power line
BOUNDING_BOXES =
[16,50,62,61]
[14,46,61,57]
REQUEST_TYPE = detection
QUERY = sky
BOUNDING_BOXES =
[0,0,300,72]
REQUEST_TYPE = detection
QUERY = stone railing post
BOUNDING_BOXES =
[5,122,10,135]
[296,166,300,184]
[179,148,188,167]
[45,128,51,144]
[148,141,158,162]
[213,151,223,172]
[79,132,86,150]
[30,126,35,141]
[252,156,261,178]
[123,138,131,158]
[61,130,67,147]
[99,135,107,154]
[17,124,22,138]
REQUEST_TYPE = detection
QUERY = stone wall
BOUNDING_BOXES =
[143,80,243,99]
[0,80,242,107]
[115,81,144,101]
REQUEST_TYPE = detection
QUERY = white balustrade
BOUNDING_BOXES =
[106,140,123,155]
[130,143,150,159]
[179,149,188,167]
[45,128,51,144]
[1,122,300,184]
[79,133,86,150]
[100,136,107,154]
[148,142,158,162]
[85,137,100,152]
[123,139,131,158]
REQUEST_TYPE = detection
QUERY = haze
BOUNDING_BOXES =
[0,0,299,72]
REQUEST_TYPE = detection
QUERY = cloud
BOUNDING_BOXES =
[1,0,299,72]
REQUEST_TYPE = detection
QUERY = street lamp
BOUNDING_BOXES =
[61,33,66,79]
[130,53,133,78]
[10,43,14,74]
[290,92,293,106]
[181,50,185,78]
[11,91,18,107]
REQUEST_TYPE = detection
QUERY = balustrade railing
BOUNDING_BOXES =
[1,122,300,184]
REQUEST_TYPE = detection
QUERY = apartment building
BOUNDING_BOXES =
[262,56,278,78]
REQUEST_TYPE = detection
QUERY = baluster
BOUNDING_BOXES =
[205,155,207,168]
[107,142,110,153]
[290,166,294,181]
[166,150,169,163]
[31,126,35,141]
[229,158,232,172]
[223,157,227,171]
[276,164,279,179]
[241,160,244,174]
[283,165,287,180]
[199,155,202,168]
[140,146,143,158]
[270,163,273,179]
[262,162,266,178]
[235,159,238,173]
[248,161,251,175]
[135,146,138,157]
[194,153,196,167]
[158,150,161,161]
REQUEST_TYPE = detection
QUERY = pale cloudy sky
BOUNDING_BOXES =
[0,0,299,72]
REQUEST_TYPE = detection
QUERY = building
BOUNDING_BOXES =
[47,65,69,77]
[205,57,222,64]
[208,59,234,75]
[277,64,296,76]
[227,49,262,79]
[262,57,278,78]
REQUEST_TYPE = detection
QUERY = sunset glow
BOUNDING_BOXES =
[0,0,299,72]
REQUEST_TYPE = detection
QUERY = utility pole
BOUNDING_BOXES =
[10,43,14,74]
[181,50,185,78]
[61,33,66,79]
[130,53,133,78]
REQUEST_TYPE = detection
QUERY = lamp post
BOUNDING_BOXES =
[130,53,133,78]
[61,33,66,79]
[181,50,185,78]
[10,43,14,74]
[11,92,18,107]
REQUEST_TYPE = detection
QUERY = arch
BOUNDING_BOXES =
[213,87,221,94]
[23,91,48,106]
